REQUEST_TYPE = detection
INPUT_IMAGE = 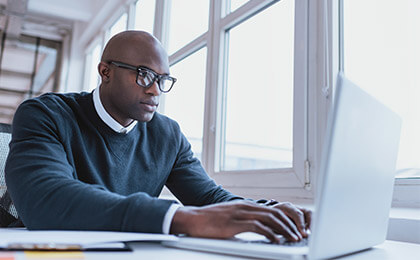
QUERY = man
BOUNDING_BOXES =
[5,31,310,244]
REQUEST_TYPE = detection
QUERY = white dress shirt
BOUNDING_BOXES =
[92,87,180,234]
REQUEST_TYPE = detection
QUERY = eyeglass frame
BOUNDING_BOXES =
[108,60,177,93]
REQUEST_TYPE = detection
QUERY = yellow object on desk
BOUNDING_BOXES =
[24,251,84,259]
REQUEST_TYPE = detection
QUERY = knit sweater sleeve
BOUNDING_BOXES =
[5,99,175,233]
[165,121,243,206]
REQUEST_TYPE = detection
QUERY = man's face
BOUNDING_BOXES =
[108,61,166,123]
[100,34,171,125]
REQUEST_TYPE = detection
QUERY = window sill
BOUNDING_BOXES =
[387,207,420,244]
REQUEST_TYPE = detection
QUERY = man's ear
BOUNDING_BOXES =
[98,61,110,83]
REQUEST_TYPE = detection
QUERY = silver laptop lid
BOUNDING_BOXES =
[309,73,402,259]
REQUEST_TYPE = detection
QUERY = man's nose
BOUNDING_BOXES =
[145,80,161,96]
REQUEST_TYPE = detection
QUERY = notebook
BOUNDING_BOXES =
[163,73,402,259]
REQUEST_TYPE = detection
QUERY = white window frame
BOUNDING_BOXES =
[155,0,313,201]
[208,0,310,199]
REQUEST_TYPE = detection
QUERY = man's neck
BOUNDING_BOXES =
[93,86,137,133]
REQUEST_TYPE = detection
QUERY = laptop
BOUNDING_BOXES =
[163,73,402,259]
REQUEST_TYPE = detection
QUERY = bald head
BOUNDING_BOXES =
[101,31,169,74]
[97,30,170,125]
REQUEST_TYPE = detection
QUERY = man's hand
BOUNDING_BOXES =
[272,202,312,239]
[170,200,311,244]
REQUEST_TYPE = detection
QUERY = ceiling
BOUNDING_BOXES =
[0,0,108,124]
[0,0,107,40]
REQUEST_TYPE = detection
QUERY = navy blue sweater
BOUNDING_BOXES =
[5,92,240,232]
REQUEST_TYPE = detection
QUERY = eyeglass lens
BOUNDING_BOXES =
[137,69,174,92]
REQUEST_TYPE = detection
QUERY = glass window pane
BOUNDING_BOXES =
[163,48,207,160]
[168,0,209,54]
[343,0,420,178]
[109,13,128,40]
[223,0,294,171]
[230,0,249,13]
[135,0,156,34]
[85,44,101,91]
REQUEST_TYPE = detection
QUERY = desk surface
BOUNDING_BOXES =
[2,240,419,260]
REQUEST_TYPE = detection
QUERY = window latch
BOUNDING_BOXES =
[304,159,311,190]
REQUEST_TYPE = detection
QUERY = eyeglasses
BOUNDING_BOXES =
[109,61,177,93]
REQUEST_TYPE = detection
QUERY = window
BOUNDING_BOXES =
[222,0,294,171]
[167,0,209,55]
[163,0,210,164]
[159,0,309,195]
[80,0,310,200]
[134,0,156,34]
[83,42,101,92]
[163,48,207,160]
[108,13,128,40]
[229,0,249,13]
[342,0,420,179]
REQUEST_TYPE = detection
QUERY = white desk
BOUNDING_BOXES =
[5,240,418,260]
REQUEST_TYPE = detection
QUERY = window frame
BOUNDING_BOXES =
[210,0,310,194]
[156,0,313,201]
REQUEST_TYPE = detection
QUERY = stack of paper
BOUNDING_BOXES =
[0,229,178,251]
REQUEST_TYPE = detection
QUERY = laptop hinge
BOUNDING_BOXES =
[304,159,311,190]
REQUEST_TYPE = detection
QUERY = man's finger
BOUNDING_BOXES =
[238,202,304,240]
[236,220,280,244]
[297,206,312,230]
[275,203,308,238]
[237,210,300,242]
[238,201,312,239]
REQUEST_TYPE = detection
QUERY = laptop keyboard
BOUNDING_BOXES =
[232,235,309,247]
[281,237,309,247]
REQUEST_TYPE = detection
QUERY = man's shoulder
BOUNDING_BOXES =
[17,92,91,113]
[25,91,90,106]
[14,91,93,126]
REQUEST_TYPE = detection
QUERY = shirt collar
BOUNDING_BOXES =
[93,87,137,134]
